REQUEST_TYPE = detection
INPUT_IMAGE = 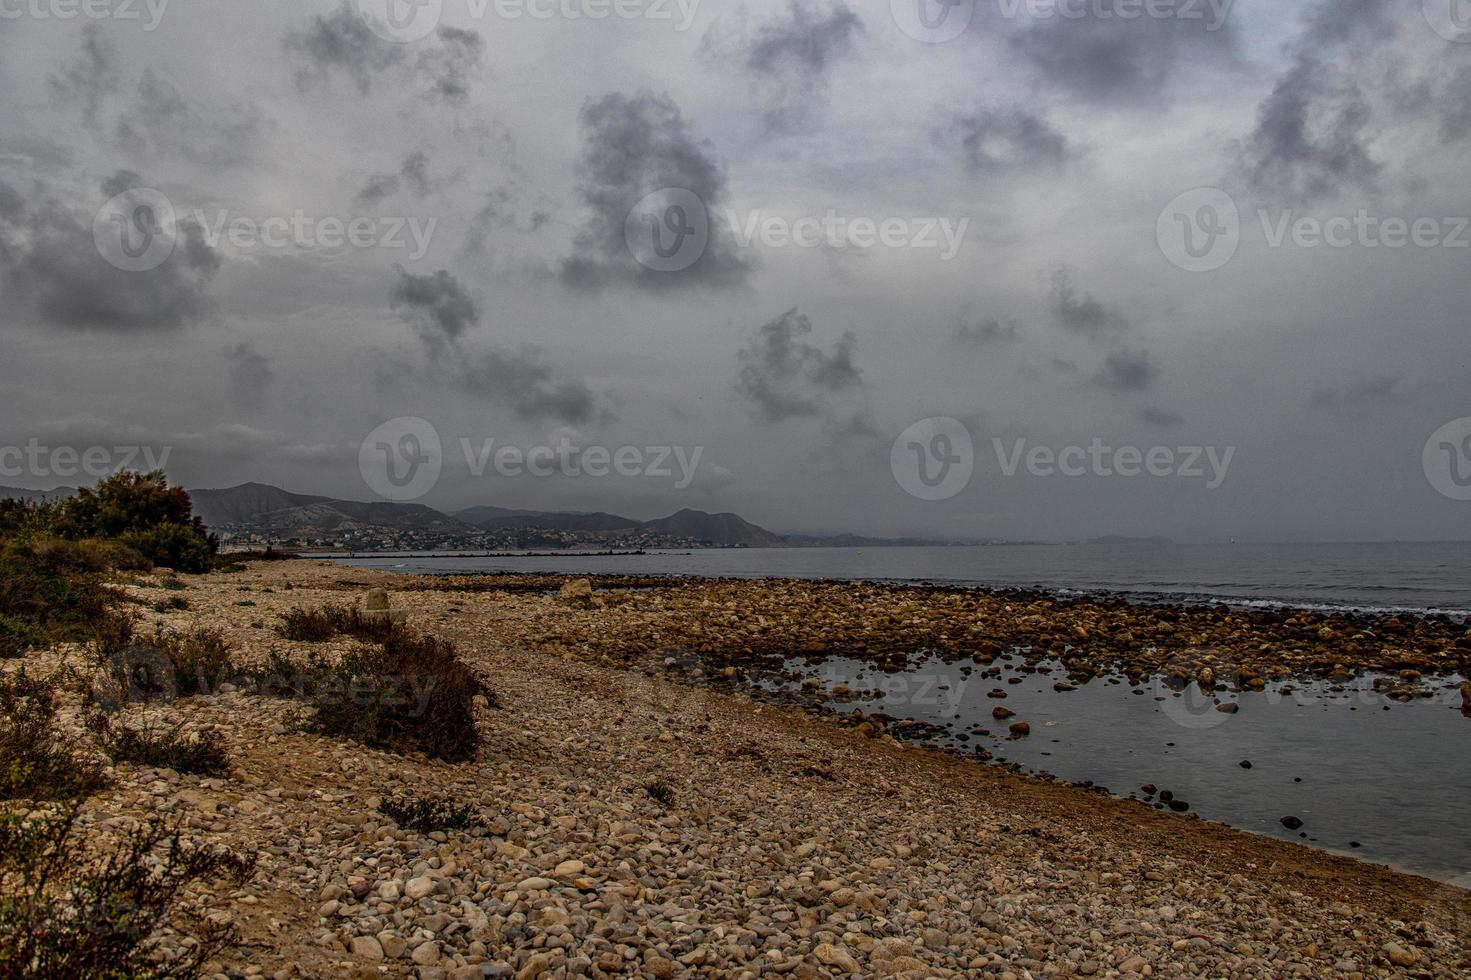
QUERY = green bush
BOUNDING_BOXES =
[103,724,230,777]
[0,670,107,801]
[0,805,255,978]
[377,793,481,833]
[276,604,401,644]
[261,628,487,763]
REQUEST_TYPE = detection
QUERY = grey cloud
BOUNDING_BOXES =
[461,347,607,425]
[951,108,1072,174]
[49,23,118,126]
[0,175,221,331]
[957,316,1020,344]
[1241,57,1380,204]
[1050,268,1129,336]
[560,92,751,292]
[390,266,480,349]
[387,267,606,424]
[1007,11,1240,106]
[225,342,276,409]
[356,152,438,206]
[736,309,862,423]
[1309,374,1404,408]
[1239,0,1397,203]
[1092,349,1159,392]
[284,4,483,105]
[116,70,270,169]
[1138,406,1184,427]
[736,1,863,134]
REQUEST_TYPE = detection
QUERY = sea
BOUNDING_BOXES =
[330,542,1471,884]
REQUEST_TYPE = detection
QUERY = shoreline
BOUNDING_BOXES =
[23,558,1469,976]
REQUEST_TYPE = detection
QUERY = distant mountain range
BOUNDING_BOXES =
[1,482,1093,549]
[185,483,786,548]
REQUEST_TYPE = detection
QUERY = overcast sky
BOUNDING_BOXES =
[1,0,1469,542]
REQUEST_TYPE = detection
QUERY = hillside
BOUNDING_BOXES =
[642,508,787,548]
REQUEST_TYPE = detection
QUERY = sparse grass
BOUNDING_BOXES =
[645,777,676,807]
[276,604,401,644]
[103,723,230,777]
[310,629,485,762]
[0,805,255,978]
[377,793,481,833]
[95,625,233,704]
[151,596,189,613]
[0,670,107,801]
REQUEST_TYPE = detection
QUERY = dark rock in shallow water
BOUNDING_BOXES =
[992,706,1016,720]
[1169,800,1190,812]
[1239,760,1252,769]
[1281,815,1304,830]
[1140,784,1156,796]
[1216,702,1240,714]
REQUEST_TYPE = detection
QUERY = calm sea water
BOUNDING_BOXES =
[336,541,1471,882]
[337,541,1471,615]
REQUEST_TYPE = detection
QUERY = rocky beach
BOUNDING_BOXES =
[12,559,1471,978]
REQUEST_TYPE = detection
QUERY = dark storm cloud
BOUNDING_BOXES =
[390,266,480,348]
[1138,406,1184,427]
[745,0,862,75]
[356,152,438,206]
[731,0,863,134]
[957,316,1020,344]
[735,309,862,422]
[1238,0,1397,203]
[560,92,751,291]
[284,4,484,105]
[1241,58,1380,203]
[1006,8,1240,106]
[1309,374,1405,408]
[388,267,607,423]
[1092,349,1159,392]
[117,70,270,169]
[48,23,118,126]
[950,108,1072,174]
[462,347,607,425]
[1049,268,1129,336]
[225,342,276,408]
[0,175,221,331]
[465,184,554,253]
